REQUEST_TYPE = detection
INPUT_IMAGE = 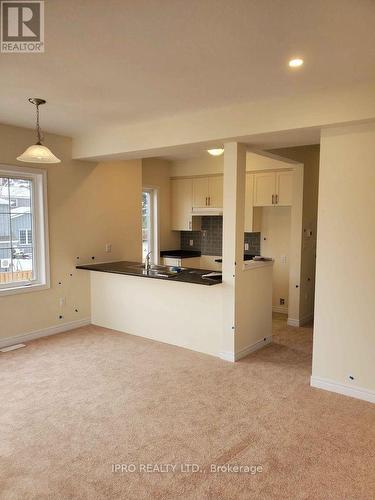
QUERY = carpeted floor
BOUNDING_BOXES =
[0,315,374,500]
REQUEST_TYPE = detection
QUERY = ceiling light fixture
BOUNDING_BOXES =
[17,98,61,164]
[207,148,224,156]
[288,58,304,68]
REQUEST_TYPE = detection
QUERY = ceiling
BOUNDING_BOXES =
[0,0,374,139]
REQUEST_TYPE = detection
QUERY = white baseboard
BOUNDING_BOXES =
[220,336,272,363]
[287,317,299,327]
[0,318,91,349]
[236,336,272,360]
[219,351,235,362]
[272,306,288,314]
[287,313,313,327]
[311,376,375,404]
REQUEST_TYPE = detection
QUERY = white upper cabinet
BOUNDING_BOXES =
[275,171,293,206]
[253,172,276,207]
[192,176,223,208]
[192,177,209,208]
[253,170,293,207]
[171,178,193,231]
[208,176,223,208]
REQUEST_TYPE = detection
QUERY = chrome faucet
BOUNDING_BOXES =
[145,251,152,272]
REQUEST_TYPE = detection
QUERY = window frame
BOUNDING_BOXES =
[0,164,50,296]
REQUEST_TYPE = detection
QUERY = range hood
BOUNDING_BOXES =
[191,207,223,216]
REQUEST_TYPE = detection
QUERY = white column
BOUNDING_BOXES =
[221,142,247,360]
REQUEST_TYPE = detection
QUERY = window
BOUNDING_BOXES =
[19,229,33,246]
[0,165,49,295]
[142,188,158,263]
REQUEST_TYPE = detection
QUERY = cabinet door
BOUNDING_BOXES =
[244,173,254,231]
[253,172,276,207]
[171,178,193,231]
[193,177,209,208]
[276,171,293,206]
[208,176,223,208]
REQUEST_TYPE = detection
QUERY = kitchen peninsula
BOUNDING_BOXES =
[77,258,273,359]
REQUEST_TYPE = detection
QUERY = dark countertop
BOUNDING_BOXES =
[76,261,222,286]
[214,255,257,263]
[160,250,201,258]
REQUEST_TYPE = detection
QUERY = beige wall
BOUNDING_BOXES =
[141,158,179,251]
[272,145,320,321]
[169,151,292,177]
[0,123,142,342]
[258,207,291,313]
[312,122,375,394]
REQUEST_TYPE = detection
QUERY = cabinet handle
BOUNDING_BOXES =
[272,194,275,204]
[276,194,278,204]
[189,220,192,230]
[208,196,211,206]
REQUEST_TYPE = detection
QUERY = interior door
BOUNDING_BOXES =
[253,172,275,207]
[193,177,209,208]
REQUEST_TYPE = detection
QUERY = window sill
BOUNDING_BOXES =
[0,283,50,297]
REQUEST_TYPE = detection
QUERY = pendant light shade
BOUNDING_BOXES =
[17,98,61,164]
[207,148,224,156]
[17,144,61,163]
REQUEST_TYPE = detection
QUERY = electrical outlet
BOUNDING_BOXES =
[105,243,112,253]
[189,239,194,246]
[280,298,285,305]
[59,297,66,307]
[244,243,249,251]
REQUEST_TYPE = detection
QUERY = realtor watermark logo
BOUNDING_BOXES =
[1,0,44,52]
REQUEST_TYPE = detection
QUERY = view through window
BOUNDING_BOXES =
[142,190,152,261]
[0,177,34,285]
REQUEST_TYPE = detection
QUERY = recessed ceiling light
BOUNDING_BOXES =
[207,148,224,156]
[288,58,304,68]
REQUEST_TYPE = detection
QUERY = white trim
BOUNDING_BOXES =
[220,336,272,362]
[219,351,235,362]
[0,282,49,297]
[235,336,272,361]
[287,317,300,327]
[311,376,375,404]
[0,318,91,349]
[287,313,313,327]
[0,163,50,294]
[272,306,288,314]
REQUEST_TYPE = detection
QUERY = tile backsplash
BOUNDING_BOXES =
[180,216,260,256]
[244,231,261,256]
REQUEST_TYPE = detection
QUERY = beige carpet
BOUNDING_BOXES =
[0,315,374,500]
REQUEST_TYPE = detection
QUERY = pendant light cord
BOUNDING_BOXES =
[36,103,42,145]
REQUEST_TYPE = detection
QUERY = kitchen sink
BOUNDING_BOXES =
[127,264,178,277]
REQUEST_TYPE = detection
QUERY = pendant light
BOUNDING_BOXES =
[17,98,61,164]
[207,148,224,156]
